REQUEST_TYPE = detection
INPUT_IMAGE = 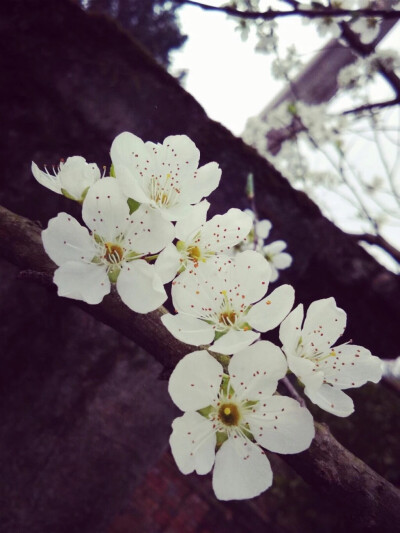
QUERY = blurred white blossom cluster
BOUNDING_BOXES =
[34,131,382,501]
[233,0,400,251]
[231,0,400,45]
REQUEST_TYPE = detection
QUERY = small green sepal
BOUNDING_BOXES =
[127,197,141,214]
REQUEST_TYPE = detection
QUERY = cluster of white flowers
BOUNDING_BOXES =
[338,49,400,93]
[34,131,382,502]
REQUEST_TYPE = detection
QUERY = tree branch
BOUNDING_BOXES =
[351,232,400,264]
[1,202,400,531]
[342,97,400,115]
[173,0,400,20]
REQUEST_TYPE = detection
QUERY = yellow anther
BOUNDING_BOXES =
[224,407,231,416]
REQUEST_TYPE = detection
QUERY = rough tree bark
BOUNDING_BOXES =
[0,1,399,532]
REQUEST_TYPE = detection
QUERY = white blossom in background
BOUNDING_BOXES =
[42,178,173,313]
[279,297,382,417]
[255,20,278,53]
[350,0,381,44]
[110,132,221,221]
[168,346,315,501]
[32,156,101,202]
[262,240,292,282]
[271,46,303,81]
[236,210,292,282]
[162,250,295,355]
[155,203,252,283]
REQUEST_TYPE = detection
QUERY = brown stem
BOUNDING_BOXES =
[1,203,400,531]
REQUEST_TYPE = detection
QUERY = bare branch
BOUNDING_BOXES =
[351,232,400,264]
[343,97,400,115]
[1,202,400,531]
[173,0,400,20]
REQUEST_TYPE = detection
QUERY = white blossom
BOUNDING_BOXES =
[350,0,381,44]
[168,346,315,501]
[155,203,252,283]
[32,156,101,201]
[279,298,382,417]
[262,240,292,282]
[42,177,173,312]
[110,132,222,221]
[162,250,295,355]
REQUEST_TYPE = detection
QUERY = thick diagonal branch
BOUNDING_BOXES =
[1,203,399,532]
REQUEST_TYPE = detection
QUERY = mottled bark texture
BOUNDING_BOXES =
[0,1,399,532]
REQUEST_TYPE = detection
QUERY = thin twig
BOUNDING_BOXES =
[173,0,400,20]
[343,97,400,115]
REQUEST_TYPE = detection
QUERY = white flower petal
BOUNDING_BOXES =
[287,355,324,391]
[302,298,346,356]
[212,438,273,501]
[255,219,272,239]
[264,240,287,255]
[209,329,260,355]
[157,203,195,222]
[232,250,271,304]
[115,164,151,204]
[279,304,304,356]
[161,314,215,347]
[117,260,167,313]
[182,162,222,204]
[170,412,216,475]
[54,261,110,304]
[59,156,100,200]
[268,265,279,283]
[322,344,382,389]
[82,177,130,239]
[247,284,295,333]
[305,384,354,417]
[272,252,292,270]
[229,341,287,400]
[31,161,62,194]
[171,266,219,317]
[200,209,253,254]
[160,135,200,177]
[175,201,210,241]
[155,243,182,284]
[42,212,96,266]
[111,132,154,203]
[168,350,222,411]
[249,396,315,454]
[126,205,174,253]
